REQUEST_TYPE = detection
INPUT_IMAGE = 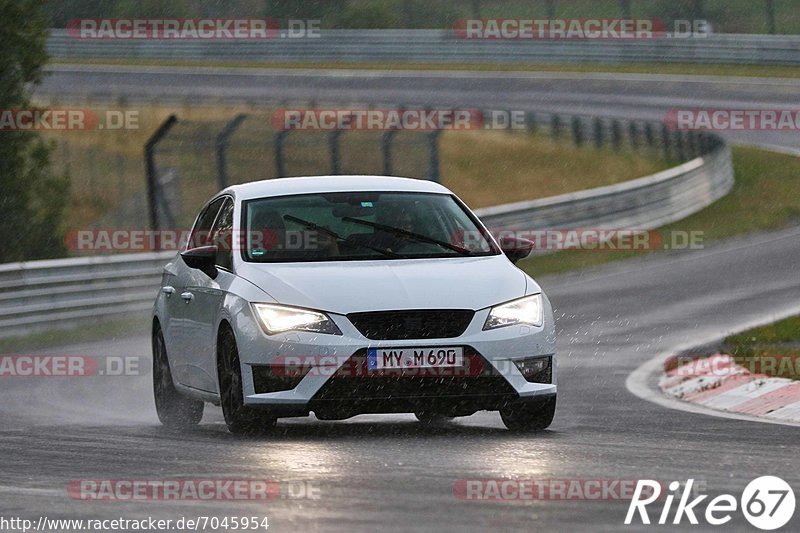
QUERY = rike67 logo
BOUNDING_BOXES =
[626,477,795,530]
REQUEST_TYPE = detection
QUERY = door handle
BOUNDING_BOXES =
[180,292,194,303]
[161,286,175,297]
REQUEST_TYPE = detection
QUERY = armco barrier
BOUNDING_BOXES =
[476,143,733,233]
[0,142,733,340]
[46,30,800,66]
[0,252,173,339]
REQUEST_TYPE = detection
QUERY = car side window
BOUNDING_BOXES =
[188,197,225,249]
[212,198,235,271]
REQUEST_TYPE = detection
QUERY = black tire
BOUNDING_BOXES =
[414,411,455,425]
[500,395,556,432]
[217,326,277,435]
[153,326,204,428]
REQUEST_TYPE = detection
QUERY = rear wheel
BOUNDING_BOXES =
[217,326,277,435]
[500,395,556,432]
[153,326,204,428]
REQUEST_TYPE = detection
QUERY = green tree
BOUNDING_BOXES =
[0,0,69,262]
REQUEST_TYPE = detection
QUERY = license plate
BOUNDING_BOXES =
[367,347,463,370]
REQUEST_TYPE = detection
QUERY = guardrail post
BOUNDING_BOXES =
[274,130,289,177]
[571,116,584,147]
[144,114,178,232]
[215,113,247,190]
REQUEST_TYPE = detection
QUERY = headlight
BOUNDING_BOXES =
[253,303,342,335]
[483,294,543,330]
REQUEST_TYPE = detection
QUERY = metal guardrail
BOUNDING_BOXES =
[476,143,733,235]
[0,138,733,340]
[46,29,800,66]
[0,252,173,338]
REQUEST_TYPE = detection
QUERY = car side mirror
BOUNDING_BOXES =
[499,237,534,264]
[180,246,218,279]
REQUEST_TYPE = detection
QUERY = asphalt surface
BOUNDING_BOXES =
[3,226,800,532]
[2,66,798,531]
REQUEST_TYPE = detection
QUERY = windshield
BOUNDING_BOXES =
[242,191,498,262]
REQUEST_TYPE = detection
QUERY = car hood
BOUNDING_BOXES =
[236,255,534,314]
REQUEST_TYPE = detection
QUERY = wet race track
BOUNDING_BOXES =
[2,68,799,531]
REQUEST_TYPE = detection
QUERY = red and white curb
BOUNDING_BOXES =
[659,354,800,423]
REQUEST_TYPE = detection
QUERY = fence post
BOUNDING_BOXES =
[611,119,623,151]
[644,122,655,149]
[662,124,672,160]
[593,117,605,148]
[329,113,351,175]
[571,116,584,147]
[215,113,247,190]
[428,129,442,183]
[550,114,562,138]
[628,121,639,151]
[676,131,686,161]
[766,0,776,34]
[144,114,177,233]
[382,130,398,176]
[525,111,537,135]
[274,130,289,177]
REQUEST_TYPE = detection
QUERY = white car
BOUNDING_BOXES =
[152,176,556,433]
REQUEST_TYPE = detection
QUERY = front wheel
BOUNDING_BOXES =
[153,327,204,428]
[217,327,277,435]
[500,395,556,432]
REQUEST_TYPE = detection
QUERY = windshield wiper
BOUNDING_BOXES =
[282,214,399,258]
[342,217,472,256]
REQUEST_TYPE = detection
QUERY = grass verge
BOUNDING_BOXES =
[50,58,800,80]
[722,315,800,380]
[0,316,150,353]
[521,146,800,277]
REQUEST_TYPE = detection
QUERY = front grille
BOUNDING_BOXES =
[347,309,474,340]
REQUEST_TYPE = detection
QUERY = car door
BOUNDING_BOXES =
[170,197,225,389]
[182,196,236,392]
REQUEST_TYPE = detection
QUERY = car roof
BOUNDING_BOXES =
[220,175,452,202]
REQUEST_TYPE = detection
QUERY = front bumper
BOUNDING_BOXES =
[235,302,557,418]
